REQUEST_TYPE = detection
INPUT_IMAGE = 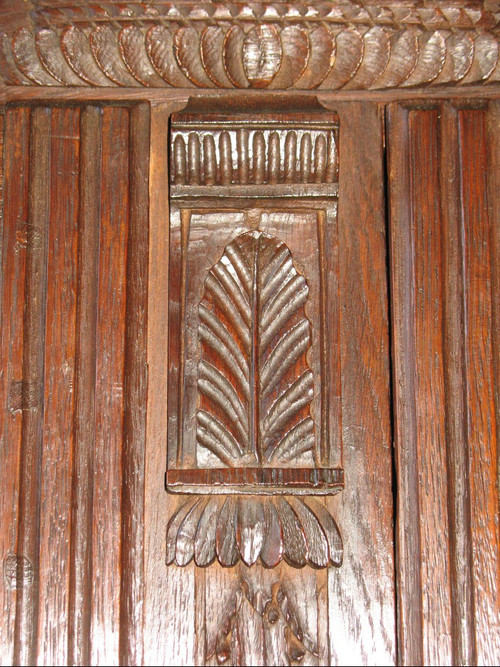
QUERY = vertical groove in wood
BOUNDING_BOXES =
[410,108,453,665]
[37,106,80,667]
[439,103,476,666]
[459,106,500,664]
[68,105,102,667]
[119,103,150,667]
[14,106,51,667]
[387,103,424,666]
[90,106,130,666]
[486,101,500,610]
[0,107,29,667]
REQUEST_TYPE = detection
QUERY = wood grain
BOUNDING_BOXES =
[119,102,149,667]
[440,103,475,667]
[90,106,129,666]
[14,106,51,667]
[36,106,79,666]
[1,2,499,91]
[68,104,101,667]
[324,101,396,666]
[388,100,500,666]
[0,106,29,667]
[459,105,499,665]
[0,86,497,667]
[143,100,193,667]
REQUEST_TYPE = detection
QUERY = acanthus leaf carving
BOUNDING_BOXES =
[197,230,315,469]
[166,495,342,569]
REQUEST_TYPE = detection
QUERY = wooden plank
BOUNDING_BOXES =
[387,102,424,666]
[143,101,196,666]
[67,104,101,667]
[90,106,129,666]
[0,107,29,666]
[144,100,195,666]
[410,107,453,665]
[13,106,51,667]
[388,103,455,665]
[326,101,395,666]
[36,106,80,666]
[486,100,500,666]
[119,102,150,666]
[459,105,500,665]
[440,103,475,666]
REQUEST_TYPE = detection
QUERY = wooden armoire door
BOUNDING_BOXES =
[0,2,498,666]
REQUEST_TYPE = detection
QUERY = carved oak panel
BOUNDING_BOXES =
[166,110,343,568]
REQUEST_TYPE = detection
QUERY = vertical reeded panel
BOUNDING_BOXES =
[37,107,80,667]
[0,107,30,667]
[458,107,499,665]
[388,100,500,667]
[0,103,149,667]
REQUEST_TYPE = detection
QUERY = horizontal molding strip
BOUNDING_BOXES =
[166,467,344,495]
[1,2,499,90]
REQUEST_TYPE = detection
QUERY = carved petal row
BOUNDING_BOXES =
[1,23,499,89]
[166,495,343,569]
[29,3,500,31]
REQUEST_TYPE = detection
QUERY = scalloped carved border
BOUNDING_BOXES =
[1,2,499,89]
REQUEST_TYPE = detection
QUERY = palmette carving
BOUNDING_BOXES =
[166,495,342,568]
[1,2,499,89]
[197,231,315,468]
[166,110,343,570]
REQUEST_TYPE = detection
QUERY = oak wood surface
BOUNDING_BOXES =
[0,105,29,667]
[327,101,395,665]
[388,99,500,666]
[1,2,499,92]
[0,88,498,667]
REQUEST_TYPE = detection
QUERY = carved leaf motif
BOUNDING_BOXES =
[196,230,315,467]
[166,496,343,568]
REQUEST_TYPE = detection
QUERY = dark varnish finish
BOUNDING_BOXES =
[37,106,80,666]
[388,100,500,666]
[0,102,149,666]
[14,106,51,667]
[0,106,30,666]
[68,104,101,667]
[120,103,150,667]
[326,101,395,664]
[0,80,498,667]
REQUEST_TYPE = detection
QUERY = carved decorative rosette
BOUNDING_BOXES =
[1,1,499,89]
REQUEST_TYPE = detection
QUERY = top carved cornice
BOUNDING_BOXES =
[1,1,499,89]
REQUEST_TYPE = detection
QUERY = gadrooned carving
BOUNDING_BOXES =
[1,1,499,89]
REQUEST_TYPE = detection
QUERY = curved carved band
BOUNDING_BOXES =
[1,3,499,89]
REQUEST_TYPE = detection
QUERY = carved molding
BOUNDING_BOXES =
[166,109,343,569]
[1,1,499,89]
[166,495,343,568]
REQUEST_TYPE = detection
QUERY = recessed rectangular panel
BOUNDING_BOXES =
[166,112,342,496]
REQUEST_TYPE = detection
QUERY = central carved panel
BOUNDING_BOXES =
[196,230,315,469]
[166,108,343,568]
